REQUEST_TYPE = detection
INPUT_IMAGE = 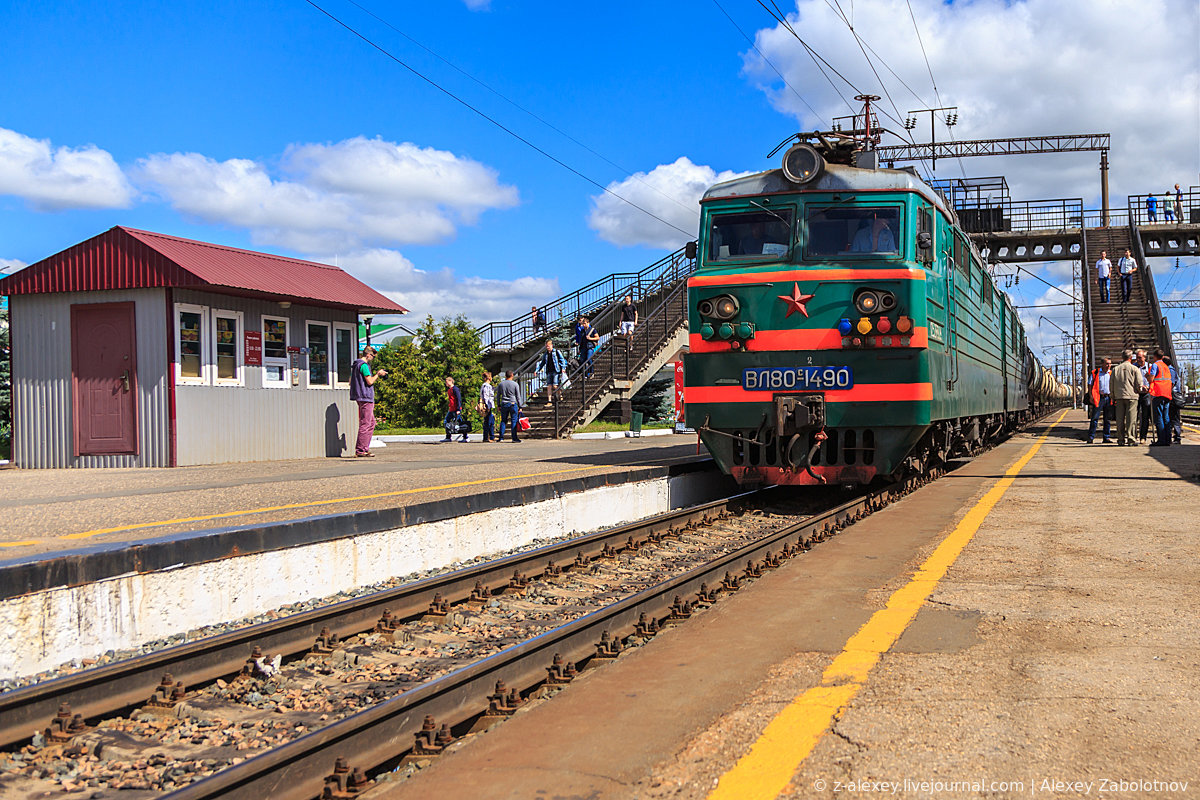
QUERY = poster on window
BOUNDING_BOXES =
[245,330,263,366]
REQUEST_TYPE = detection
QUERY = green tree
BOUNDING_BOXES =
[372,314,486,430]
[0,301,10,459]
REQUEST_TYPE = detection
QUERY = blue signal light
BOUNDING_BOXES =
[838,318,852,335]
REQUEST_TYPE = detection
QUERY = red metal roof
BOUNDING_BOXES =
[0,226,407,313]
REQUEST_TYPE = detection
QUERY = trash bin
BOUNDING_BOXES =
[630,411,643,435]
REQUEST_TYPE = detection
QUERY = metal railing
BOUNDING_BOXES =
[1129,222,1177,366]
[475,246,695,353]
[953,198,1085,233]
[1081,208,1129,228]
[543,280,688,438]
[1127,187,1198,227]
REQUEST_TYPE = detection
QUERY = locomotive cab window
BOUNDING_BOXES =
[806,206,901,258]
[708,209,793,261]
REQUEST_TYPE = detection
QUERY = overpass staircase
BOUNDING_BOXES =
[475,247,695,438]
[1082,225,1175,366]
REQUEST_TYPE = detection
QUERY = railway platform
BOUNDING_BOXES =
[372,409,1199,799]
[0,435,725,681]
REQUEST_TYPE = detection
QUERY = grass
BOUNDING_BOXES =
[576,419,673,432]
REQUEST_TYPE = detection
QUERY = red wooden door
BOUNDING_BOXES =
[72,302,139,455]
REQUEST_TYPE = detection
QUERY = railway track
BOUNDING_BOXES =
[0,467,948,800]
[3,412,1064,799]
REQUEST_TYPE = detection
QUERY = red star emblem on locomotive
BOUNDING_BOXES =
[777,283,815,318]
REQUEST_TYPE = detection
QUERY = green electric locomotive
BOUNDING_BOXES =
[683,134,1069,486]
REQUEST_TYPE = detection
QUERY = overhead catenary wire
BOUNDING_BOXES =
[711,0,825,125]
[755,0,858,116]
[302,0,697,239]
[343,0,701,222]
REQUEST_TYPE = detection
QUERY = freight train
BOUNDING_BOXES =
[682,131,1071,486]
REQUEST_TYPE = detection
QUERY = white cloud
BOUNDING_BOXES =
[318,248,559,325]
[0,127,134,211]
[588,157,751,249]
[1,257,28,275]
[134,136,519,253]
[746,0,1199,204]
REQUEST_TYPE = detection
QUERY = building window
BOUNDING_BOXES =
[334,323,355,386]
[307,321,331,387]
[262,315,289,387]
[213,310,244,385]
[175,303,207,384]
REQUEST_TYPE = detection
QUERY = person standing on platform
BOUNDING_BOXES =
[479,371,496,442]
[1164,191,1175,223]
[497,370,524,443]
[1094,251,1112,303]
[1175,184,1185,223]
[1111,350,1141,446]
[1134,349,1152,442]
[1166,356,1183,444]
[350,346,387,458]
[1117,249,1138,303]
[1146,348,1173,447]
[532,306,547,335]
[1086,357,1113,444]
[1146,194,1157,223]
[441,376,466,443]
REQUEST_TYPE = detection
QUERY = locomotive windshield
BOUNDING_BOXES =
[708,209,793,261]
[806,206,901,257]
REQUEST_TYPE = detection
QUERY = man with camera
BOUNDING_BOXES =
[350,346,387,458]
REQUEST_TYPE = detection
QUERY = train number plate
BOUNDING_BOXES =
[741,366,853,391]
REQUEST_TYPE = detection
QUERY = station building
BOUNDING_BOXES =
[0,226,406,468]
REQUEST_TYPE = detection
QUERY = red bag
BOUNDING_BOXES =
[518,415,531,431]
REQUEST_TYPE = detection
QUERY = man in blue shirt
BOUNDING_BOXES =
[1094,251,1111,304]
[1086,357,1113,444]
[540,339,567,404]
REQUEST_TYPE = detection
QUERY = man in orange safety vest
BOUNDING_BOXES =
[1146,348,1173,447]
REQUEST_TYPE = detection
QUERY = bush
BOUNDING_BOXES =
[371,314,486,431]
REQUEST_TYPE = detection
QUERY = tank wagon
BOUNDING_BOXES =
[683,133,1070,486]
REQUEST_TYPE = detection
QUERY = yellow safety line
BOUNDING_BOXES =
[32,452,698,544]
[708,409,1069,800]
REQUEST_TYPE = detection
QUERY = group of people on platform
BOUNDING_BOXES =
[442,371,527,443]
[1093,249,1140,304]
[1086,348,1185,447]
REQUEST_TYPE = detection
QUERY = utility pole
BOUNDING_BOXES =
[1100,149,1110,226]
[904,106,958,170]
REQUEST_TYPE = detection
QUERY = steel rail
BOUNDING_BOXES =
[0,490,760,750]
[161,474,930,800]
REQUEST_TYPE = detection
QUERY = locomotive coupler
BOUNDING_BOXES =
[774,394,825,437]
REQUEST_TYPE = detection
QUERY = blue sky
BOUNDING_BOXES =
[2,0,1198,365]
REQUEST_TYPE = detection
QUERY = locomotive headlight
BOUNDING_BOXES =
[782,142,824,184]
[855,290,880,314]
[697,299,714,317]
[711,294,740,320]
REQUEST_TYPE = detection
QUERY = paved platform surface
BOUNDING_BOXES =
[0,436,704,556]
[373,410,1199,800]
